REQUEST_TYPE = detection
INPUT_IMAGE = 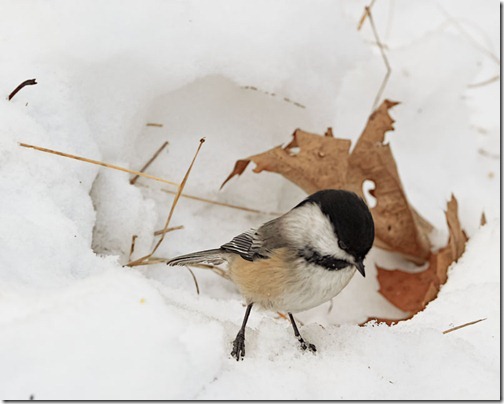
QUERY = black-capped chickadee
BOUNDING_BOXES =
[167,189,375,360]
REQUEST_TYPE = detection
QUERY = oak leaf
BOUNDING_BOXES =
[376,195,468,313]
[221,128,351,193]
[222,99,432,264]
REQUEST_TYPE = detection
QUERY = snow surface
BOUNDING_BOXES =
[0,0,500,400]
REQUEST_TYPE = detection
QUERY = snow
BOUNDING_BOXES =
[0,0,499,400]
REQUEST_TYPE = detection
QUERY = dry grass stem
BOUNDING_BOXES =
[185,267,200,295]
[146,123,164,127]
[129,235,138,261]
[153,225,185,236]
[438,4,500,65]
[19,143,179,187]
[442,318,487,334]
[130,141,169,185]
[162,188,282,216]
[128,138,205,267]
[366,5,392,111]
[184,263,230,279]
[478,148,500,159]
[468,75,500,88]
[357,0,376,30]
[276,312,288,320]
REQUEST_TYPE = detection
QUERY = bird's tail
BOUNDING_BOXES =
[166,249,227,267]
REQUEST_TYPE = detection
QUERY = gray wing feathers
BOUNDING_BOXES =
[166,249,227,266]
[220,217,285,261]
[220,230,258,260]
[168,217,286,266]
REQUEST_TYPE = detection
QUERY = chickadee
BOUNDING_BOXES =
[167,189,374,360]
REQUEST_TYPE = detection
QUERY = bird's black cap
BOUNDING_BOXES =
[295,189,375,261]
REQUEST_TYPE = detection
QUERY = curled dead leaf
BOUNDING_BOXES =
[221,129,351,194]
[376,195,468,314]
[222,99,432,264]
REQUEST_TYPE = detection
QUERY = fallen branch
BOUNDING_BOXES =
[8,78,37,101]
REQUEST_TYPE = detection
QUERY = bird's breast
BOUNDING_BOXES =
[228,248,356,313]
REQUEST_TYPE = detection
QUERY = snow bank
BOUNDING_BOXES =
[0,0,499,400]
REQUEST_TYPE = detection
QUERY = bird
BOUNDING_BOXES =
[167,189,375,360]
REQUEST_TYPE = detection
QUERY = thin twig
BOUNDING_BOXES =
[438,4,499,65]
[186,263,230,279]
[19,142,275,218]
[130,141,169,185]
[127,138,205,267]
[8,79,37,100]
[478,148,500,159]
[19,143,179,187]
[154,225,184,237]
[148,258,229,279]
[185,267,200,295]
[129,235,138,261]
[357,0,376,30]
[146,123,164,127]
[442,318,486,334]
[366,6,391,111]
[276,312,288,320]
[161,188,282,216]
[468,75,500,88]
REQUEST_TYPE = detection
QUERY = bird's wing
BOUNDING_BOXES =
[220,217,286,261]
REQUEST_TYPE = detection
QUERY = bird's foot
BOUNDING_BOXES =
[231,331,246,361]
[298,337,317,353]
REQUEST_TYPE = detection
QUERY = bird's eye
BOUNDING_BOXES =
[338,240,347,250]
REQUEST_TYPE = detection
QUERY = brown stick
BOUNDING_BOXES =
[130,141,169,185]
[19,143,179,187]
[146,123,164,127]
[442,318,486,335]
[8,79,37,101]
[128,138,205,267]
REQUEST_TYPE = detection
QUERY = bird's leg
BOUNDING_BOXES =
[231,303,253,361]
[288,313,317,353]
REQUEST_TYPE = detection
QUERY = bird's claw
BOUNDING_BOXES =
[298,337,317,353]
[231,332,246,361]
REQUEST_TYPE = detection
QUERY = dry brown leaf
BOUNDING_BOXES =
[347,100,432,263]
[480,212,487,226]
[376,195,468,314]
[221,129,351,193]
[222,99,432,264]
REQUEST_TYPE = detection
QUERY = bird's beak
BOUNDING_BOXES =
[355,259,365,277]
